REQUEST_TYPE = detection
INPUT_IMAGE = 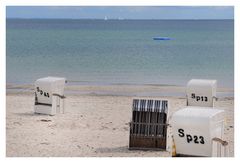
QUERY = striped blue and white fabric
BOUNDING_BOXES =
[132,99,168,113]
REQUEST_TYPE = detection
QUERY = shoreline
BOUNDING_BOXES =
[6,83,234,98]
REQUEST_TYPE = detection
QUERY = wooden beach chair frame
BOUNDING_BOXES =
[129,99,169,150]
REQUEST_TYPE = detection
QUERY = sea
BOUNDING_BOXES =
[6,19,234,88]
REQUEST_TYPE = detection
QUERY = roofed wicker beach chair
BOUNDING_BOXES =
[186,79,217,107]
[129,99,170,150]
[34,76,66,116]
[172,107,229,157]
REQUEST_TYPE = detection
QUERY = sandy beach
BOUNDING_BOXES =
[5,8,234,157]
[6,85,234,157]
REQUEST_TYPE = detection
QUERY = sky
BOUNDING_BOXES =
[6,6,234,19]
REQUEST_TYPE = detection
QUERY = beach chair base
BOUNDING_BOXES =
[129,136,166,150]
[175,154,204,157]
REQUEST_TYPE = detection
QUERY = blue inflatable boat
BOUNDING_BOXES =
[153,37,171,41]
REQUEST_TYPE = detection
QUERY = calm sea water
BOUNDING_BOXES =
[6,19,234,88]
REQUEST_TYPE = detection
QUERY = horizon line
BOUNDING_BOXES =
[6,17,234,20]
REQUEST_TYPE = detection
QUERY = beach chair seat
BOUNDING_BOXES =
[129,99,169,150]
[187,79,217,107]
[34,76,66,115]
[172,107,226,157]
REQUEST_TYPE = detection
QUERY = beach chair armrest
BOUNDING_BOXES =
[213,96,218,101]
[212,137,228,146]
[52,93,66,99]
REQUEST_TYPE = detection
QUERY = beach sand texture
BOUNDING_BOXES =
[6,85,234,157]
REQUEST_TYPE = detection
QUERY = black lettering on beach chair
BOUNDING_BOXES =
[205,97,208,102]
[186,134,193,143]
[194,136,199,144]
[178,129,185,137]
[191,93,195,99]
[199,136,205,144]
[190,93,209,103]
[178,130,205,145]
[196,96,200,101]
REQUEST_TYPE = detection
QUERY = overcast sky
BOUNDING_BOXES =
[6,6,234,19]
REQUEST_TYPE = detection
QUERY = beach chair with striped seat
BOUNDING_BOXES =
[129,99,169,150]
[34,76,66,116]
[186,79,217,107]
[172,107,227,157]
